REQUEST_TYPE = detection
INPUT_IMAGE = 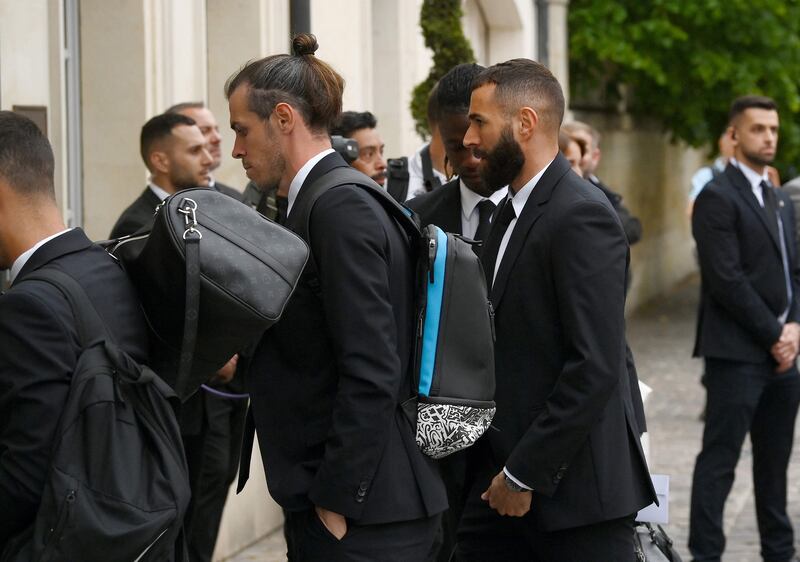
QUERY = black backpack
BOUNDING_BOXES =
[291,166,496,459]
[1,269,190,562]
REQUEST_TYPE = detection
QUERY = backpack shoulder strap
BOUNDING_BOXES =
[21,268,110,349]
[386,157,410,203]
[289,165,421,245]
[420,144,442,193]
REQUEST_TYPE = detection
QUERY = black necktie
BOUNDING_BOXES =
[761,180,780,240]
[762,180,792,310]
[473,199,496,243]
[480,198,517,288]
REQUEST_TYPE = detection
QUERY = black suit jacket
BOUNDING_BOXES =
[109,183,240,239]
[0,229,148,546]
[693,163,800,362]
[485,154,655,532]
[247,152,447,524]
[589,177,643,245]
[405,178,462,234]
[109,187,162,239]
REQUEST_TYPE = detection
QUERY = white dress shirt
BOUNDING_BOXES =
[492,159,554,284]
[148,181,171,202]
[9,229,73,284]
[286,148,336,217]
[459,182,508,239]
[405,144,448,201]
[493,159,554,491]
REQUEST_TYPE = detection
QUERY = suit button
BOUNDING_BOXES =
[552,476,559,484]
[359,483,368,492]
[356,496,364,503]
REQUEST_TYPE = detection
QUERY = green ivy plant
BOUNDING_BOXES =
[569,0,800,175]
[411,0,476,138]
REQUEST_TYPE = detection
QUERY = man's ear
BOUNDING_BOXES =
[517,106,539,140]
[273,102,296,134]
[149,150,169,174]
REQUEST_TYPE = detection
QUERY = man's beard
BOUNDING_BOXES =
[172,169,208,190]
[741,146,774,168]
[477,126,525,191]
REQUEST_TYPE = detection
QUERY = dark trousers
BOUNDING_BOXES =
[284,509,441,562]
[689,358,800,562]
[456,441,636,562]
[427,450,469,562]
[182,392,248,562]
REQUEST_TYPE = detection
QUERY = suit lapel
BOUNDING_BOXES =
[490,154,571,309]
[726,165,782,253]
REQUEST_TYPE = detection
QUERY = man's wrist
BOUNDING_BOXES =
[502,468,532,492]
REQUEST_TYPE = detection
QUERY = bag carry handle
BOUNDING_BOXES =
[173,198,203,400]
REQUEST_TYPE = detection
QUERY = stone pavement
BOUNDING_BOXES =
[226,274,800,561]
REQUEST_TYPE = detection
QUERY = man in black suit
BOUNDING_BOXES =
[406,62,506,562]
[457,59,655,561]
[110,110,241,562]
[0,111,149,548]
[407,63,506,241]
[226,33,446,561]
[689,96,800,562]
[110,112,217,238]
[164,102,248,562]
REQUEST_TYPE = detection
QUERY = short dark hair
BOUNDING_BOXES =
[729,95,778,124]
[329,111,377,138]
[140,113,197,168]
[165,101,205,114]
[436,63,485,117]
[225,33,344,134]
[472,58,565,132]
[0,111,55,198]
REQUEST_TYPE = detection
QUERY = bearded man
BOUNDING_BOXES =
[456,58,655,561]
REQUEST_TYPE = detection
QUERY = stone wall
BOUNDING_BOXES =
[572,111,708,312]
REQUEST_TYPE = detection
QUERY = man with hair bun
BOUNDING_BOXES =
[227,33,446,560]
[457,59,655,560]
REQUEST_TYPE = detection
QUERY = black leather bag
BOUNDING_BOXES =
[111,187,309,400]
[634,522,682,562]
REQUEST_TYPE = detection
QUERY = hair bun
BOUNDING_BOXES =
[292,33,319,56]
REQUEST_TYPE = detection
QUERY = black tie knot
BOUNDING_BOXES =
[474,199,497,242]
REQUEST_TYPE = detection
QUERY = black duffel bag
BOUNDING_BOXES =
[110,187,308,400]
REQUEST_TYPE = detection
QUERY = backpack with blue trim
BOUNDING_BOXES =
[292,166,496,459]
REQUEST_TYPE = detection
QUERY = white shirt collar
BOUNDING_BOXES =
[287,148,336,216]
[731,157,769,190]
[507,158,555,217]
[459,180,508,219]
[148,181,171,201]
[9,228,73,284]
